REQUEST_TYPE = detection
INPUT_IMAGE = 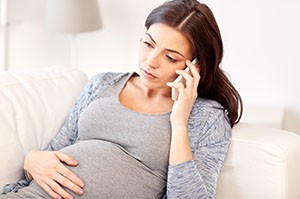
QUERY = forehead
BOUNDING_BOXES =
[147,23,192,56]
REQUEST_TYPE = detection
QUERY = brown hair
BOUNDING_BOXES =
[145,0,242,126]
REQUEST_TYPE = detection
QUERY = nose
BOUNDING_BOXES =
[146,50,160,69]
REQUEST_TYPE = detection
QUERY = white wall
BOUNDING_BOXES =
[204,0,300,133]
[2,0,165,74]
[0,0,299,133]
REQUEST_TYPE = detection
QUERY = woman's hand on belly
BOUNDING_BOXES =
[24,149,84,199]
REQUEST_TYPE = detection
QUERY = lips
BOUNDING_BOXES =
[141,69,157,79]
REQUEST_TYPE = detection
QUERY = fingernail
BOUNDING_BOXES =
[78,188,83,195]
[79,181,84,187]
[71,159,78,164]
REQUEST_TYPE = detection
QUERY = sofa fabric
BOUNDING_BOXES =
[216,123,300,199]
[0,68,299,198]
[0,68,88,189]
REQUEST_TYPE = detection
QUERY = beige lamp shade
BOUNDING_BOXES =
[45,0,102,34]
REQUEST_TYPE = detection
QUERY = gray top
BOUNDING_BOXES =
[68,73,171,198]
[2,72,232,199]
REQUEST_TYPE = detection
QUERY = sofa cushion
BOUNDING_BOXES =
[216,123,300,198]
[0,68,88,189]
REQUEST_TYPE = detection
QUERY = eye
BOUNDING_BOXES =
[143,41,153,48]
[166,55,177,63]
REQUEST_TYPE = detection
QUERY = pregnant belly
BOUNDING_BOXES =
[59,140,166,199]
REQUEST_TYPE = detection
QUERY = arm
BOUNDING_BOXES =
[167,109,231,198]
[166,60,231,198]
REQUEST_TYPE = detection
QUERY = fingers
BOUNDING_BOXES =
[39,163,83,198]
[55,152,84,194]
[39,182,62,199]
[167,60,200,102]
[174,61,200,92]
[55,152,78,166]
[47,179,74,199]
[25,150,83,199]
[35,164,84,198]
[57,163,84,191]
[186,60,201,87]
[55,152,84,187]
[174,69,193,89]
[186,59,200,75]
[53,171,83,197]
[169,81,186,101]
[51,152,84,197]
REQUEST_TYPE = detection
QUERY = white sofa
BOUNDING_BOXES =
[1,68,300,198]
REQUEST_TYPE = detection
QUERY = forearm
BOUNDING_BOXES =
[167,160,209,198]
[168,124,193,165]
[166,97,234,198]
[168,124,209,198]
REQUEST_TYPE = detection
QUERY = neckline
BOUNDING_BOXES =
[116,72,171,117]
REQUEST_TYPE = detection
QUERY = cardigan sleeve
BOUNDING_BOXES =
[166,103,231,199]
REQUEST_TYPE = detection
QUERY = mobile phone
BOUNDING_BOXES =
[171,58,198,101]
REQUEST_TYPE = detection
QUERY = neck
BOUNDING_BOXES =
[132,76,171,99]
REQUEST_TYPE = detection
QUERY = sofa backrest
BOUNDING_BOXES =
[0,68,88,189]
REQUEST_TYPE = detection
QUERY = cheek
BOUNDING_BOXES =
[138,47,149,65]
[138,47,144,62]
[165,63,186,81]
[161,68,178,82]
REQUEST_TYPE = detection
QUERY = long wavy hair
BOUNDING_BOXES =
[145,0,243,126]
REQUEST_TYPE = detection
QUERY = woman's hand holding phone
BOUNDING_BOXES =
[167,58,200,125]
[171,58,198,101]
[171,67,190,101]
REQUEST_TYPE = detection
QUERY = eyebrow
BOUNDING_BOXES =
[146,33,185,58]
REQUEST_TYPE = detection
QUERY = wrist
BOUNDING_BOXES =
[24,150,36,181]
[23,149,37,173]
[171,122,188,133]
[169,125,192,165]
[25,170,33,181]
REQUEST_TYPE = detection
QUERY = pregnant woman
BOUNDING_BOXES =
[1,0,242,198]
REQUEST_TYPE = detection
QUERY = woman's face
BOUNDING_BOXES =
[138,23,192,90]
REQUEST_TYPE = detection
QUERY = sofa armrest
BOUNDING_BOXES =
[216,123,300,199]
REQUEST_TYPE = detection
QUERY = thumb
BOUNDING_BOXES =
[54,151,78,166]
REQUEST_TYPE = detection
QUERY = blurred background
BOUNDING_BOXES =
[0,0,299,132]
